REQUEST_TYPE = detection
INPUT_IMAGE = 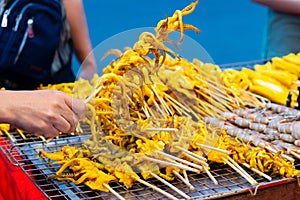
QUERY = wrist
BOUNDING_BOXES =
[0,90,15,124]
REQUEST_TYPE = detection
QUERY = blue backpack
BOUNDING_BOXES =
[0,0,62,88]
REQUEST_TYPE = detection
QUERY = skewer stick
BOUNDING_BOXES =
[3,130,15,143]
[169,99,193,118]
[151,85,172,115]
[169,100,183,115]
[172,170,195,190]
[180,149,217,185]
[144,103,156,118]
[290,151,300,160]
[152,98,167,118]
[222,158,257,186]
[135,178,179,200]
[183,170,189,182]
[84,86,103,104]
[103,183,125,200]
[242,163,272,181]
[145,156,200,173]
[16,129,27,140]
[197,143,230,155]
[175,146,207,161]
[39,136,46,142]
[142,105,150,118]
[45,137,54,144]
[265,146,295,162]
[126,94,135,106]
[156,151,203,171]
[156,151,203,170]
[164,93,191,113]
[203,166,218,185]
[196,82,235,104]
[293,80,300,85]
[146,128,178,132]
[150,172,191,200]
[227,157,258,185]
[182,152,209,167]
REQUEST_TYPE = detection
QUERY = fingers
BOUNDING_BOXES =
[18,121,61,138]
[64,95,86,120]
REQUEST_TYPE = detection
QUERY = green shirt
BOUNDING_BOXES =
[263,9,300,59]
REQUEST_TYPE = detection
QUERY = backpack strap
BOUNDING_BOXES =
[50,0,74,80]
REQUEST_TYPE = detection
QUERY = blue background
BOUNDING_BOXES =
[79,0,267,72]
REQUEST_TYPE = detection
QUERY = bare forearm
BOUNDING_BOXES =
[63,0,97,80]
[252,0,300,14]
[63,0,95,65]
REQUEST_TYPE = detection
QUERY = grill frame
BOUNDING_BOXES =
[1,134,298,200]
[0,59,297,199]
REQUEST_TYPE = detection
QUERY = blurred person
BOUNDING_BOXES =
[0,90,86,138]
[54,0,97,83]
[0,0,97,89]
[252,0,300,59]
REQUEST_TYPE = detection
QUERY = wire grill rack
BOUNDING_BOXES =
[219,59,267,70]
[1,134,298,200]
[0,59,296,199]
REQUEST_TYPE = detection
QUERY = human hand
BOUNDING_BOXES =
[78,64,97,81]
[0,90,86,137]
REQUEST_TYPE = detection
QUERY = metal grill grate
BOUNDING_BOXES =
[0,60,296,199]
[1,135,297,200]
[1,123,91,146]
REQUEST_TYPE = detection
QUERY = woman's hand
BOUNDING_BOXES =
[0,90,86,137]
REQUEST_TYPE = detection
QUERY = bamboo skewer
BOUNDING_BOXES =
[172,170,195,190]
[290,151,300,160]
[103,183,125,200]
[150,172,191,200]
[145,103,156,118]
[156,151,203,171]
[227,157,258,185]
[185,103,201,121]
[45,137,54,144]
[16,129,27,140]
[135,178,179,200]
[3,130,15,143]
[182,152,209,167]
[151,85,172,116]
[222,157,257,186]
[84,86,103,104]
[203,166,218,185]
[203,83,235,104]
[201,79,233,103]
[168,99,193,118]
[175,146,207,161]
[146,127,178,132]
[197,143,230,155]
[164,93,192,114]
[153,98,167,118]
[265,146,295,162]
[39,136,46,142]
[179,149,218,185]
[145,156,200,173]
[142,105,151,118]
[242,163,272,181]
[183,170,189,183]
[196,90,229,114]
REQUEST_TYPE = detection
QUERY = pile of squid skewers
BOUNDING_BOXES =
[35,1,300,199]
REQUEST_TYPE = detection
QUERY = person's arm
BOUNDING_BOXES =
[0,90,86,137]
[252,0,300,15]
[63,0,97,80]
